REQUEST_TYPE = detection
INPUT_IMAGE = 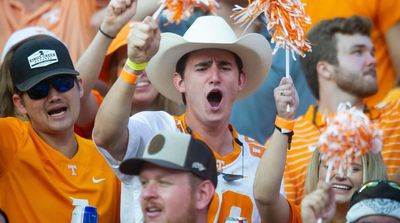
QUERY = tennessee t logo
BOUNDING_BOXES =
[68,165,77,176]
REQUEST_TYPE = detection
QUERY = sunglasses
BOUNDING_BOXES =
[184,125,245,182]
[217,138,245,182]
[25,75,76,100]
[356,180,400,194]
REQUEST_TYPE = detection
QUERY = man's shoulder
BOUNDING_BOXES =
[373,99,400,115]
[131,110,173,119]
[129,111,175,126]
[0,117,29,133]
[239,134,264,147]
[237,134,267,158]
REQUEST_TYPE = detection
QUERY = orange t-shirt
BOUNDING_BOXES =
[0,0,100,63]
[0,118,120,222]
[303,0,400,105]
[281,100,400,205]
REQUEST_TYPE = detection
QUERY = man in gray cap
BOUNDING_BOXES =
[120,131,217,223]
[346,180,400,223]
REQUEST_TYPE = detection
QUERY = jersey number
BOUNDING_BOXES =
[208,191,253,223]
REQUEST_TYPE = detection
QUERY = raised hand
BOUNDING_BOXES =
[274,77,299,120]
[127,16,160,65]
[101,0,138,38]
[301,182,336,223]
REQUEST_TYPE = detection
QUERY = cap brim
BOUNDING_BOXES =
[16,68,79,91]
[119,157,188,175]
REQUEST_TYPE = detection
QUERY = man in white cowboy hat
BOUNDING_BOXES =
[93,15,299,222]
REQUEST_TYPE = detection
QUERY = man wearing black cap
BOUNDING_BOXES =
[120,131,217,223]
[0,35,120,222]
[346,180,400,223]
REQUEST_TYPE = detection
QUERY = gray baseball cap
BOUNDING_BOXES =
[119,131,218,187]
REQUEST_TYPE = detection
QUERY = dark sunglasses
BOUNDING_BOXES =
[356,180,400,193]
[184,126,245,182]
[25,75,76,100]
[217,138,245,182]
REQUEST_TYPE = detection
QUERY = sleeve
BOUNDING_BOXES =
[0,118,25,176]
[125,111,178,159]
[96,111,178,183]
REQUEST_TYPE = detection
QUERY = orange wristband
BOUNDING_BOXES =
[275,116,295,131]
[120,68,137,85]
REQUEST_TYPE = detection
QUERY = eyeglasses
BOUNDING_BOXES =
[25,75,76,100]
[217,138,245,182]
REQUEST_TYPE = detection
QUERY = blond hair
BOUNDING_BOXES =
[305,150,387,193]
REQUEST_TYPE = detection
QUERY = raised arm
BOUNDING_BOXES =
[75,0,137,134]
[92,16,160,160]
[254,77,299,223]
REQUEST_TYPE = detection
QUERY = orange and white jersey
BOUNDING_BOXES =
[97,111,267,223]
[208,134,265,223]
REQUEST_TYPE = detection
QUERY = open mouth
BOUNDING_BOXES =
[332,184,352,191]
[145,206,162,218]
[207,90,223,109]
[48,106,67,116]
[136,80,151,88]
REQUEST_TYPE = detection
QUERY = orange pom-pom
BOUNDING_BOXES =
[232,0,312,57]
[316,103,382,177]
[161,0,219,24]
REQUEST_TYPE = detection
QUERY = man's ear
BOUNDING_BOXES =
[173,72,185,93]
[77,77,84,98]
[195,180,215,210]
[12,94,28,115]
[316,61,333,80]
[238,72,247,91]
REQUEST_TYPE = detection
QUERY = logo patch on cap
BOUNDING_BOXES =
[147,134,165,154]
[28,49,58,69]
[192,162,206,171]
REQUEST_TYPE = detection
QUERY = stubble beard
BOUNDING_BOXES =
[334,68,378,98]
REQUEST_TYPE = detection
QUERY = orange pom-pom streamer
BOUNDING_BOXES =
[158,0,219,24]
[232,0,311,57]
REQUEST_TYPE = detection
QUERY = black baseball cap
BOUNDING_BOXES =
[119,131,218,187]
[10,35,79,91]
[346,180,400,222]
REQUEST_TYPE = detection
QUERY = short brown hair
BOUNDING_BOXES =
[300,16,372,100]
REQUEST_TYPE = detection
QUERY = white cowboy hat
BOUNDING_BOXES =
[146,15,272,104]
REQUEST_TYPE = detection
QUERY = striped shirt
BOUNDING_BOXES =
[283,100,400,205]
